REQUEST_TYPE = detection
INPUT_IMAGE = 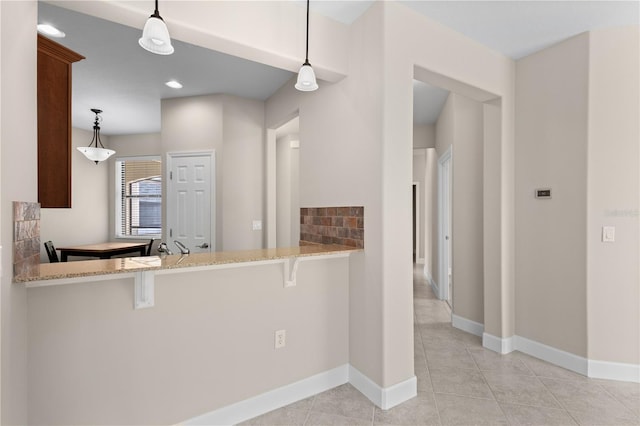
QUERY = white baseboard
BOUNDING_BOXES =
[348,366,417,410]
[588,359,640,383]
[452,314,484,337]
[482,332,514,354]
[182,364,349,425]
[182,364,419,425]
[424,270,439,298]
[513,335,588,376]
[482,333,638,383]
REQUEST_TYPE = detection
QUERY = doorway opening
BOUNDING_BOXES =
[412,65,502,337]
[266,112,300,248]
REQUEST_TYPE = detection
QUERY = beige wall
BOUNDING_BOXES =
[276,133,300,248]
[433,93,485,323]
[27,258,349,424]
[515,34,589,357]
[269,0,515,389]
[451,95,484,324]
[161,94,265,252]
[40,128,111,259]
[0,0,580,421]
[1,1,37,423]
[267,3,387,384]
[220,95,266,250]
[413,124,435,149]
[432,96,452,287]
[424,148,437,281]
[482,99,504,336]
[412,149,426,262]
[587,26,639,365]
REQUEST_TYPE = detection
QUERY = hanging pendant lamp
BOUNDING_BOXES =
[77,109,115,164]
[138,0,174,55]
[295,0,318,91]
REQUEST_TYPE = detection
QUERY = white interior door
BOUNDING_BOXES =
[166,152,214,254]
[438,147,452,306]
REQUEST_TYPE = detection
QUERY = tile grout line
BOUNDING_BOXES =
[535,373,581,425]
[301,395,315,426]
[415,279,443,426]
[465,344,513,424]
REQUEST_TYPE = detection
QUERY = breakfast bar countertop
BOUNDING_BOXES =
[14,244,362,284]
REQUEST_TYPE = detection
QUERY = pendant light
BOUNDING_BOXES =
[138,0,174,55]
[77,109,115,164]
[295,0,318,91]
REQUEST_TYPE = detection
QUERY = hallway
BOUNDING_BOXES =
[241,266,639,425]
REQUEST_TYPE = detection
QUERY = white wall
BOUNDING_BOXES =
[515,34,590,357]
[40,128,110,259]
[1,2,37,423]
[161,94,264,252]
[27,258,350,424]
[587,26,639,366]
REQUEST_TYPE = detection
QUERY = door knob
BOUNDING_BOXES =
[196,243,209,249]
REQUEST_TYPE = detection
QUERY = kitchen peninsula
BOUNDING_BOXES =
[15,244,360,284]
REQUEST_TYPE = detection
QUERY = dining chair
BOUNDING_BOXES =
[44,241,59,263]
[146,238,155,256]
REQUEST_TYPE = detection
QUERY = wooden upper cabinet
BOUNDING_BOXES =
[37,34,85,208]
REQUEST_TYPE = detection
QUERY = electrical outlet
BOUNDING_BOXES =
[253,220,262,231]
[274,329,286,349]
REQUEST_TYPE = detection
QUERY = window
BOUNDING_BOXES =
[115,156,162,238]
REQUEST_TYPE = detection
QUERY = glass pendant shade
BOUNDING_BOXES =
[77,146,116,164]
[138,16,174,55]
[295,62,318,91]
[295,0,318,92]
[78,109,115,164]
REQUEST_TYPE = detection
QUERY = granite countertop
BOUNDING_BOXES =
[14,244,361,283]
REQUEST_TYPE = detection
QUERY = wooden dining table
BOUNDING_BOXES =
[57,241,149,262]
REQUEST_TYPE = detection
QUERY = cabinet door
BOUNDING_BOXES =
[37,35,84,208]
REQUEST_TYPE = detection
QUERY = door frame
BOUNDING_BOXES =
[437,146,452,303]
[166,150,216,251]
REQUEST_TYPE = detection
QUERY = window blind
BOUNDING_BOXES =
[116,158,162,237]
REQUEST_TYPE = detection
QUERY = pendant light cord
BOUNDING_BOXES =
[151,0,162,19]
[305,0,310,64]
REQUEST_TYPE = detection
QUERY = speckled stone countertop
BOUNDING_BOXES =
[14,244,362,283]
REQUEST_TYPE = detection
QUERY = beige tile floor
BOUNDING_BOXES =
[240,265,640,425]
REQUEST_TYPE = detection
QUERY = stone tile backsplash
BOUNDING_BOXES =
[13,201,41,277]
[300,206,364,248]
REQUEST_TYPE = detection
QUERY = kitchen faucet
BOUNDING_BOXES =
[174,240,190,255]
[157,242,173,255]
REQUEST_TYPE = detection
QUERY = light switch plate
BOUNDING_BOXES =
[252,220,262,231]
[602,226,615,242]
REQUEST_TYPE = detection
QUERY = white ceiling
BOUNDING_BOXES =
[39,1,638,134]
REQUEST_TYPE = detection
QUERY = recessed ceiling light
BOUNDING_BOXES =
[165,80,183,89]
[37,24,65,38]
